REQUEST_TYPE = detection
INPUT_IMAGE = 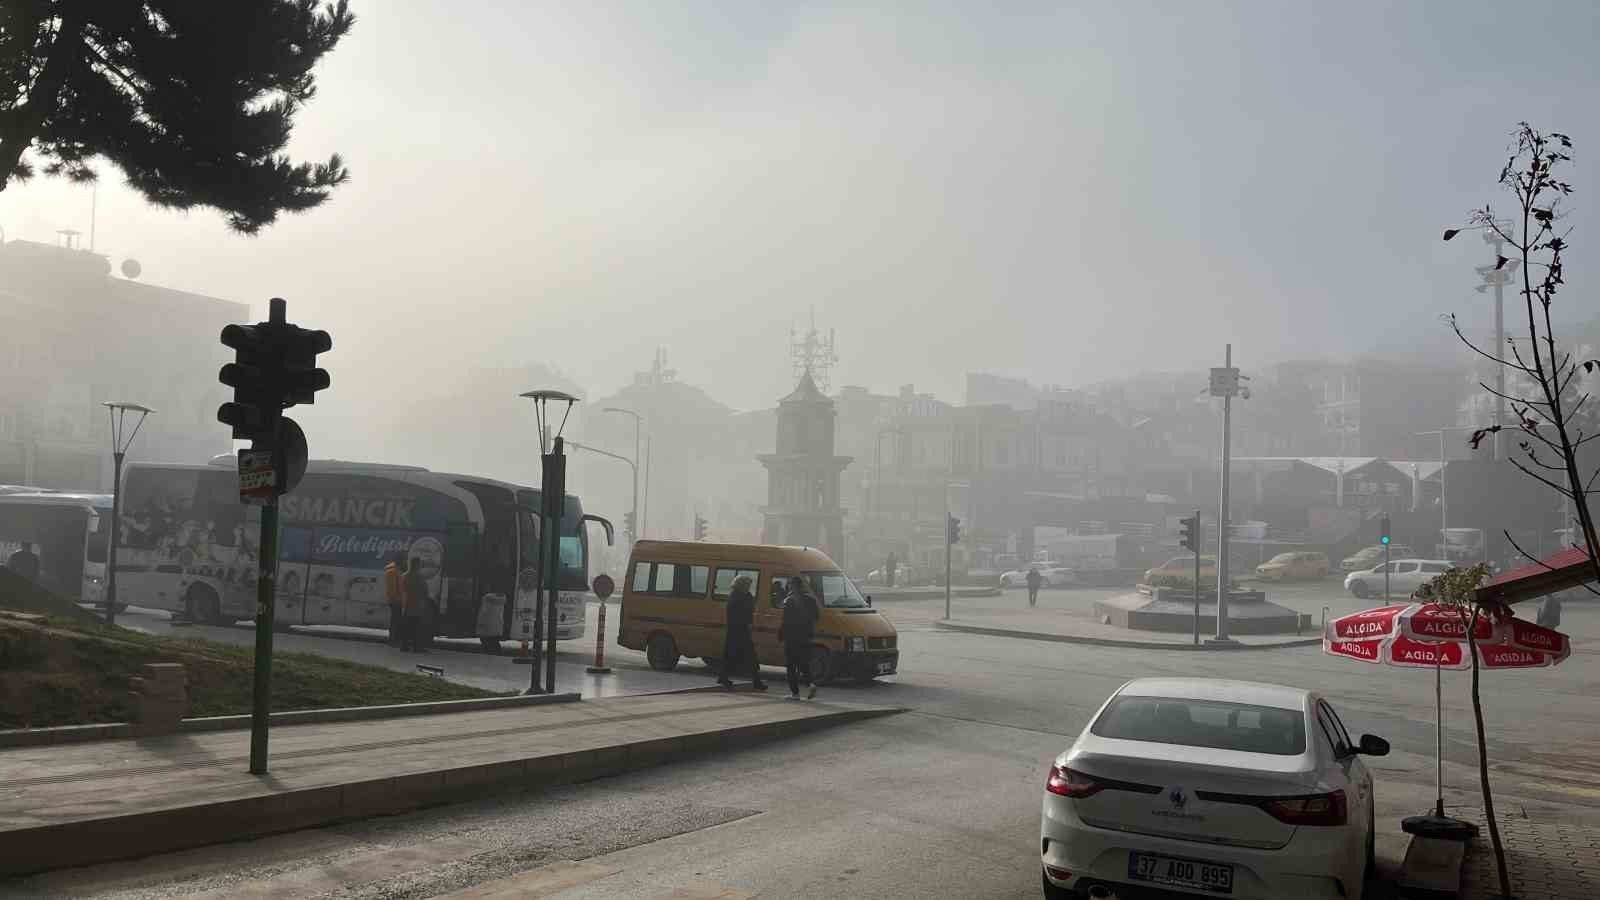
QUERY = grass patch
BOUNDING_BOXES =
[0,614,504,729]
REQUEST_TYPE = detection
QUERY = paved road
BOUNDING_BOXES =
[20,592,1598,899]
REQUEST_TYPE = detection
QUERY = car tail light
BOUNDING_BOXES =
[1044,865,1072,881]
[1259,790,1347,826]
[1046,766,1103,798]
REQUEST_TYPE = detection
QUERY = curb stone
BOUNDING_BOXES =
[934,620,1323,651]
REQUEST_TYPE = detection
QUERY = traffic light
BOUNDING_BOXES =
[947,514,961,546]
[1179,514,1199,552]
[217,298,332,497]
[218,322,281,441]
[1380,514,1391,546]
[280,327,333,407]
[693,514,708,541]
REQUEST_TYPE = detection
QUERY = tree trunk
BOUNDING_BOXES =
[1467,610,1512,898]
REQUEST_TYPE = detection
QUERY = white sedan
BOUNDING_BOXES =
[1041,678,1385,899]
[1000,565,1075,588]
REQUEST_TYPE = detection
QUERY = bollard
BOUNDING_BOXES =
[586,600,611,674]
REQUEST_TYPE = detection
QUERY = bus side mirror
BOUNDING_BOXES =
[581,514,615,547]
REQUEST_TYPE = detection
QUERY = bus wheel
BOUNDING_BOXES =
[811,645,835,685]
[647,633,680,672]
[185,585,224,626]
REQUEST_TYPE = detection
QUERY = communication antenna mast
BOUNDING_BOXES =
[789,310,839,392]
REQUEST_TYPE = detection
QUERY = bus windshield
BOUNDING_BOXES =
[515,490,588,590]
[805,570,869,608]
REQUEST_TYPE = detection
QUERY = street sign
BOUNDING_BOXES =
[238,450,276,506]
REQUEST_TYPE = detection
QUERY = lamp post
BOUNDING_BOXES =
[602,407,643,548]
[873,426,904,541]
[1416,427,1479,559]
[102,402,153,625]
[519,389,578,695]
[1443,222,1516,461]
[568,439,638,538]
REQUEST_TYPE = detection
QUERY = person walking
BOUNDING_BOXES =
[383,553,405,647]
[884,551,897,588]
[717,575,767,691]
[781,576,821,700]
[401,555,429,653]
[1025,565,1043,608]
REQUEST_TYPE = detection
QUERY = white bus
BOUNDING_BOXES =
[0,491,113,606]
[114,458,611,648]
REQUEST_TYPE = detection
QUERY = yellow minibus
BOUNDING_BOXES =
[618,540,899,683]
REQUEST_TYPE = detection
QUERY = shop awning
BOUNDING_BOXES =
[1476,546,1596,607]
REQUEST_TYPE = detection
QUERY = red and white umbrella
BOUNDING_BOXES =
[1325,602,1571,669]
[1323,601,1571,818]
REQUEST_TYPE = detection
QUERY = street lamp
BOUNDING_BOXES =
[1443,222,1516,460]
[519,389,578,695]
[1416,426,1480,559]
[873,426,904,537]
[102,401,153,625]
[602,407,643,544]
[567,440,638,546]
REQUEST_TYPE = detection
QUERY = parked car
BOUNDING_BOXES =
[1343,558,1452,599]
[1340,545,1414,572]
[864,564,914,587]
[1143,555,1217,584]
[1256,551,1331,582]
[1041,677,1386,899]
[1000,564,1075,589]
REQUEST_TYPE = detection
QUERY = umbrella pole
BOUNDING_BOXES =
[1435,649,1444,818]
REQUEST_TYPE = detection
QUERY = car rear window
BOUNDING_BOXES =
[1091,696,1307,756]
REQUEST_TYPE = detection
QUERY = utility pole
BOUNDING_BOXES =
[1208,345,1248,645]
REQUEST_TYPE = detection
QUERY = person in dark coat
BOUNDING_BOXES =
[781,576,821,699]
[1026,566,1044,608]
[717,575,767,690]
[401,556,430,653]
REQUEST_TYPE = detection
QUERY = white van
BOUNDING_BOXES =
[1343,558,1453,599]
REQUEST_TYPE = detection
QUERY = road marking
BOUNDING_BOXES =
[1518,781,1600,800]
[652,883,754,899]
[437,860,612,898]
[181,839,487,899]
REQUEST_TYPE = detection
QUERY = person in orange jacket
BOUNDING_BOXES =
[383,552,405,647]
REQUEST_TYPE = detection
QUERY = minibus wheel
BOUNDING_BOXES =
[647,632,680,672]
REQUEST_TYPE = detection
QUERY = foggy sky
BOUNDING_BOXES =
[4,0,1598,470]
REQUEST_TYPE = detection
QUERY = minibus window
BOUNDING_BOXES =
[806,571,869,608]
[713,567,760,600]
[688,565,710,595]
[631,561,651,593]
[769,577,791,608]
[653,563,677,593]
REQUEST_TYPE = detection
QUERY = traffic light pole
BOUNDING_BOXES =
[248,421,283,775]
[1192,511,1202,646]
[1384,541,1391,605]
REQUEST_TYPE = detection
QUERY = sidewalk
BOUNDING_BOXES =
[1456,805,1600,900]
[0,690,902,877]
